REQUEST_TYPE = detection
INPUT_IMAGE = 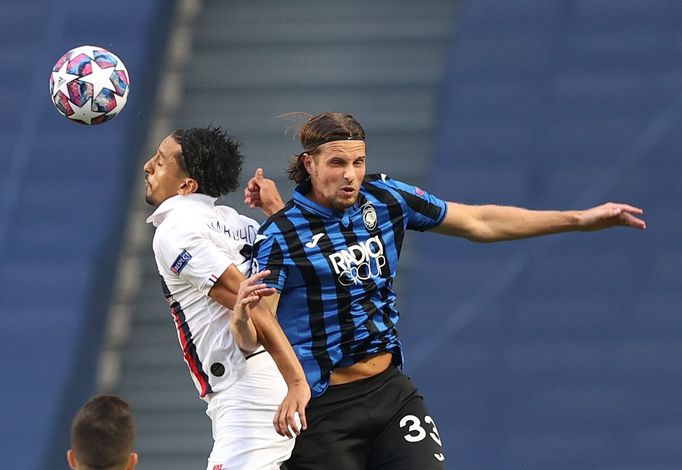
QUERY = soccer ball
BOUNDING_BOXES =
[49,45,130,125]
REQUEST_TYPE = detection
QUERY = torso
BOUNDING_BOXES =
[329,351,394,385]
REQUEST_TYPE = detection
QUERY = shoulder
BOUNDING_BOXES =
[153,209,206,245]
[258,200,298,235]
[214,205,259,232]
[363,173,388,186]
[362,173,411,192]
[361,173,409,203]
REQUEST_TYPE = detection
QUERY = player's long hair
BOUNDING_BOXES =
[285,112,366,184]
[172,126,244,197]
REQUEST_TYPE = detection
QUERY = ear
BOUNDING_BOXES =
[302,153,314,176]
[179,178,199,195]
[127,452,139,470]
[66,449,78,469]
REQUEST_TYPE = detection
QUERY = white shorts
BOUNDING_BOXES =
[205,350,295,470]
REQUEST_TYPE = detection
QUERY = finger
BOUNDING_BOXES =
[247,177,260,192]
[243,282,269,293]
[273,406,286,437]
[277,406,293,438]
[254,287,277,298]
[255,167,264,181]
[244,192,258,204]
[620,212,646,229]
[245,196,262,209]
[297,407,307,431]
[245,270,271,285]
[241,271,271,288]
[287,410,301,436]
[240,294,261,305]
[618,204,644,215]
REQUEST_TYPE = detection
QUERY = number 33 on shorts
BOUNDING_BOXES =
[400,414,445,462]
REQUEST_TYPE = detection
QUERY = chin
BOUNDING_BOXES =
[145,193,159,207]
[332,197,357,212]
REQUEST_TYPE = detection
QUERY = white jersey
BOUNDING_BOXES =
[147,193,260,398]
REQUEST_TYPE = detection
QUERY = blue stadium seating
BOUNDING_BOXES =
[0,1,173,468]
[400,0,682,468]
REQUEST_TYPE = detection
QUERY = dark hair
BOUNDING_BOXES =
[171,126,244,197]
[286,112,366,184]
[71,395,134,469]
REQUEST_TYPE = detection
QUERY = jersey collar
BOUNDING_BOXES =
[146,193,218,227]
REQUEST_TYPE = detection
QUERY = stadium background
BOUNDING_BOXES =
[1,1,681,469]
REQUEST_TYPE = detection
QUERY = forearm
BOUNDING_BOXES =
[434,202,582,242]
[249,304,307,387]
[474,205,582,241]
[230,318,259,354]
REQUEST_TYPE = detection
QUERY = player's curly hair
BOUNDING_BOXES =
[171,126,244,197]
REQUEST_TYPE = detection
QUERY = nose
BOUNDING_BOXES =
[143,158,153,174]
[343,165,354,182]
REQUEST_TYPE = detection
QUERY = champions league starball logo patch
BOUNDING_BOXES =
[362,203,377,230]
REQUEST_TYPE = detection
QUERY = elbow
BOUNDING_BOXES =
[465,226,499,243]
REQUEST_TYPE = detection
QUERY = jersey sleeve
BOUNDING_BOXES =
[153,222,232,296]
[375,175,448,231]
[252,229,289,292]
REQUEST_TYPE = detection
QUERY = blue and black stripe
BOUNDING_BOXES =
[254,174,448,396]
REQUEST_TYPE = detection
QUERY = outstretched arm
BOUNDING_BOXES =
[432,201,646,242]
[244,168,285,216]
[209,267,309,437]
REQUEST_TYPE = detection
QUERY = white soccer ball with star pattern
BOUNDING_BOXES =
[49,45,130,125]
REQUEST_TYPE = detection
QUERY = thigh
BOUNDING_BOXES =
[286,396,370,470]
[207,359,294,469]
[208,420,293,470]
[369,394,446,470]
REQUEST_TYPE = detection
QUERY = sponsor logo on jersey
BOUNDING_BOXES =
[170,249,192,275]
[362,203,377,230]
[305,233,325,248]
[328,235,386,286]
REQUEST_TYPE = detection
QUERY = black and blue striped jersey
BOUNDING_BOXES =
[253,173,448,396]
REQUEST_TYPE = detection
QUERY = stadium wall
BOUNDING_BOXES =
[401,1,682,469]
[0,1,176,468]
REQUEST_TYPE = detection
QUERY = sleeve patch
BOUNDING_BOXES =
[170,249,192,275]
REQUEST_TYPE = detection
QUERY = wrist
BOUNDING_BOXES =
[573,210,587,231]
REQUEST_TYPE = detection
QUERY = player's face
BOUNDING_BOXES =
[143,136,190,206]
[305,140,366,211]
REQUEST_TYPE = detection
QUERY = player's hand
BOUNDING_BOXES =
[274,381,310,438]
[233,270,277,322]
[578,202,646,231]
[244,168,285,217]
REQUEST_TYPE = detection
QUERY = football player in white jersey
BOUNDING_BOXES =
[143,126,309,470]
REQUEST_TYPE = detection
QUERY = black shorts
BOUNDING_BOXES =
[286,366,446,470]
